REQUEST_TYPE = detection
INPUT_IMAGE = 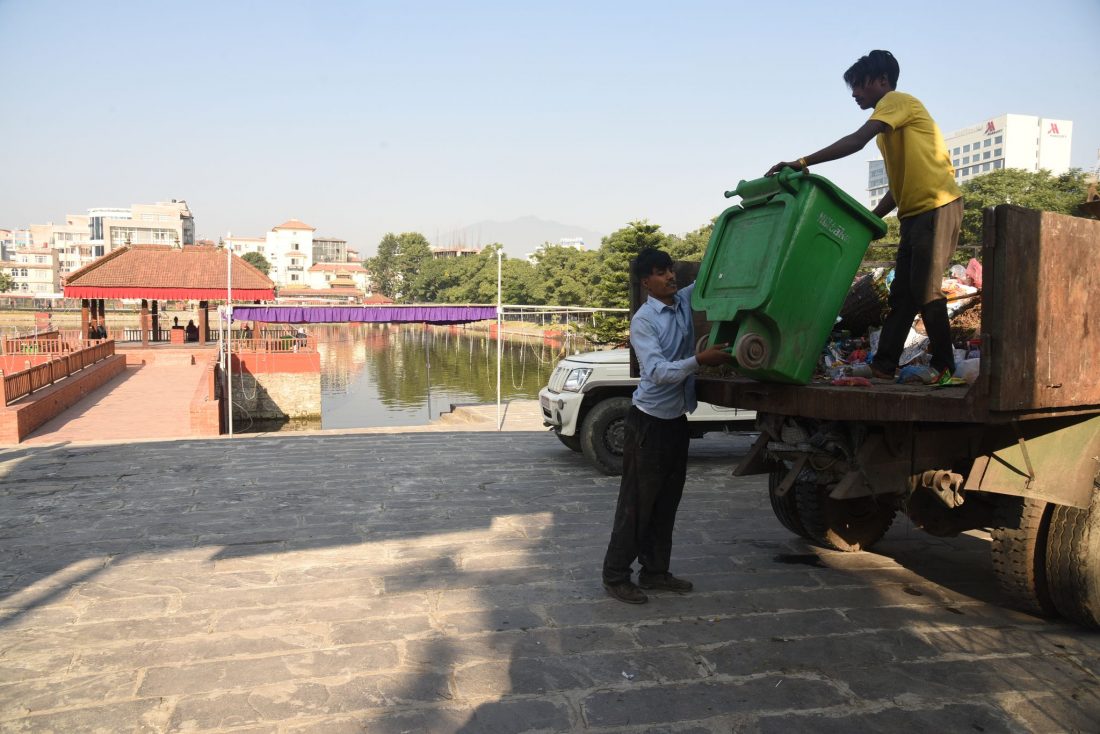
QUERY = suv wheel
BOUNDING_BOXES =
[580,397,632,476]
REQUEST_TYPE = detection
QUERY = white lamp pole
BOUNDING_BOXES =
[226,235,234,437]
[496,247,503,431]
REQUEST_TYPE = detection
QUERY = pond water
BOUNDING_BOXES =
[268,323,579,430]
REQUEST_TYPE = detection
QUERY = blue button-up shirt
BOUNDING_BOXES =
[631,282,698,419]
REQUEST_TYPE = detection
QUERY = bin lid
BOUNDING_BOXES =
[728,168,887,239]
[692,169,887,318]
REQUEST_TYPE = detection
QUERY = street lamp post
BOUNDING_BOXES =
[226,237,234,437]
[496,247,503,431]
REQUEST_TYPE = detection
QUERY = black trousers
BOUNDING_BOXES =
[871,198,963,374]
[602,406,690,585]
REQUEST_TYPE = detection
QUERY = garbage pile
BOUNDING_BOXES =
[819,258,983,386]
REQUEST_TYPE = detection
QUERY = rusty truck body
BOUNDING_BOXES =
[694,206,1100,626]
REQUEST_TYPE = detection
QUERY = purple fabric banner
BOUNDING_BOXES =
[230,305,498,325]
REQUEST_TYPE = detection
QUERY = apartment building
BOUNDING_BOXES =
[91,200,195,250]
[313,236,348,264]
[2,247,60,296]
[868,114,1073,209]
[21,200,196,277]
[226,219,316,287]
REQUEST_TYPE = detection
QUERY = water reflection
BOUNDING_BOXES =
[310,323,571,429]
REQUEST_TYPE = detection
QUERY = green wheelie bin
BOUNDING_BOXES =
[692,168,887,385]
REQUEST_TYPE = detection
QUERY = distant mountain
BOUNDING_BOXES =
[447,216,605,259]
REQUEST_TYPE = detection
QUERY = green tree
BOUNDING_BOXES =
[0,271,12,293]
[500,256,540,305]
[595,220,671,309]
[404,256,458,303]
[531,244,600,306]
[666,220,716,262]
[367,233,401,299]
[240,251,271,276]
[861,216,900,271]
[395,232,433,301]
[450,245,510,304]
[959,168,1093,250]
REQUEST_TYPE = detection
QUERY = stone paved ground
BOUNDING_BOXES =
[1,431,1098,733]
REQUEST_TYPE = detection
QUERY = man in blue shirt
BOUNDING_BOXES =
[602,248,734,604]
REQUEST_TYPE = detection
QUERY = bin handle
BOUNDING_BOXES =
[725,167,807,205]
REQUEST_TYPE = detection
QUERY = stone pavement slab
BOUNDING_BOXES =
[1,431,1098,733]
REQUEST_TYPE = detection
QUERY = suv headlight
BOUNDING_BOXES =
[562,367,593,392]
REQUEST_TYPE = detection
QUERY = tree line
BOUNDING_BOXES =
[365,223,716,309]
[365,169,1096,309]
[6,168,1086,301]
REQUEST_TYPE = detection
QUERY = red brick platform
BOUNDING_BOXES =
[19,347,220,445]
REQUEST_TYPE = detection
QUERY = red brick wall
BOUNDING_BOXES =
[189,358,223,437]
[231,352,321,374]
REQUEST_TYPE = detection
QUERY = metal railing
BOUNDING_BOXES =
[229,335,317,353]
[118,327,220,343]
[120,327,174,343]
[3,340,115,405]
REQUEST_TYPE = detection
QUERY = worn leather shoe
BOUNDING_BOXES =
[869,365,896,380]
[603,580,648,604]
[638,572,693,592]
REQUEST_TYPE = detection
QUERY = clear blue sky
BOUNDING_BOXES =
[2,0,1097,256]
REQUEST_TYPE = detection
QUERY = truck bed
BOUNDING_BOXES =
[696,207,1100,425]
[696,375,984,423]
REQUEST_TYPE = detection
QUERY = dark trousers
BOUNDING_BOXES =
[871,198,963,374]
[602,406,690,585]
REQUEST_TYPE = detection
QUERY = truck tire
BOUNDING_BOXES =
[768,467,811,539]
[989,496,1057,618]
[580,397,632,476]
[555,430,582,453]
[795,483,896,552]
[1044,495,1100,628]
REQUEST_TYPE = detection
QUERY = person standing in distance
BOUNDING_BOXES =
[602,248,734,604]
[767,49,963,384]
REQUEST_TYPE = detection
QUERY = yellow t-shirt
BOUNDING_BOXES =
[870,91,962,219]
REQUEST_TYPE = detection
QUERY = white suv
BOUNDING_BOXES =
[540,348,756,475]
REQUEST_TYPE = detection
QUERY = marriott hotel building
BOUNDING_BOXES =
[867,114,1073,210]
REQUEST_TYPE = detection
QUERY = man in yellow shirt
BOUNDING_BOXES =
[767,50,963,384]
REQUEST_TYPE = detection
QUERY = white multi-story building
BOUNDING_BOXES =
[227,219,316,287]
[307,262,370,293]
[868,114,1073,209]
[22,201,196,277]
[1,247,60,296]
